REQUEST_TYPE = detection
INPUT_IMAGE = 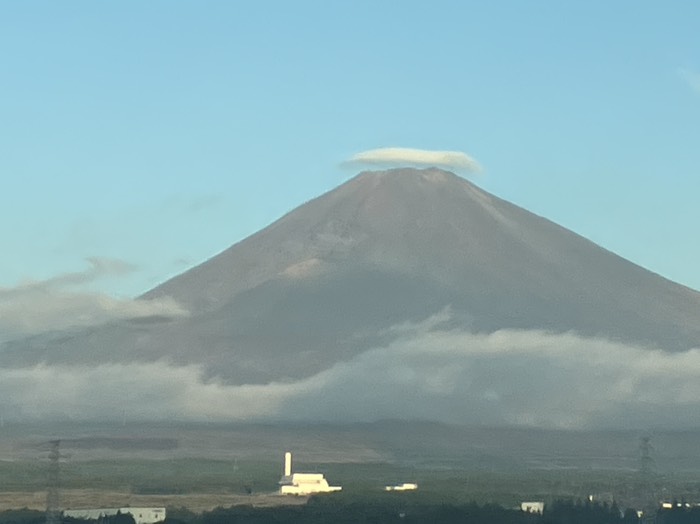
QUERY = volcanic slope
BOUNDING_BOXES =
[6,168,700,383]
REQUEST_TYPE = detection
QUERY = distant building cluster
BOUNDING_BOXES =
[63,508,165,524]
[277,451,420,496]
[661,501,700,509]
[57,449,424,522]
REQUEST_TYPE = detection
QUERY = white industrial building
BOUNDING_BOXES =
[63,507,166,524]
[385,483,418,491]
[521,502,545,514]
[278,451,342,495]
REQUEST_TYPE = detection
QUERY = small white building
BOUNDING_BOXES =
[385,483,418,491]
[63,508,166,524]
[278,451,342,495]
[661,501,700,509]
[521,502,545,514]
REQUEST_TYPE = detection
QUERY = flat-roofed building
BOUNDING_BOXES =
[278,451,341,495]
[385,483,418,491]
[521,502,545,514]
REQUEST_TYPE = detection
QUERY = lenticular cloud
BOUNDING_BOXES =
[347,147,481,172]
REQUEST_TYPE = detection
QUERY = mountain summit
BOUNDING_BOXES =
[7,168,700,385]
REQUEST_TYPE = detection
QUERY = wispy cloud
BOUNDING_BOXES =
[2,312,699,429]
[345,147,482,172]
[0,257,136,298]
[0,258,188,341]
[679,68,700,94]
[160,194,224,215]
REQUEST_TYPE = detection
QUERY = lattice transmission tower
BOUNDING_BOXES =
[45,440,61,524]
[638,434,658,523]
[639,435,655,479]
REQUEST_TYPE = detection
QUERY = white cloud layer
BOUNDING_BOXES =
[347,147,481,172]
[2,313,699,430]
[0,258,188,341]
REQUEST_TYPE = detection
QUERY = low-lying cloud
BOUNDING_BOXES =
[2,312,699,430]
[346,147,481,172]
[0,258,188,341]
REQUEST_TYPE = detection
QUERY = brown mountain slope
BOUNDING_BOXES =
[5,168,700,384]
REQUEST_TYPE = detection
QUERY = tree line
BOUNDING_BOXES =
[3,499,699,524]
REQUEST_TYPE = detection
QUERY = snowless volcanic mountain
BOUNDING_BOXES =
[3,167,700,426]
[8,167,700,380]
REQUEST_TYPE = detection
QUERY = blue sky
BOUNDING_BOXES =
[2,0,699,298]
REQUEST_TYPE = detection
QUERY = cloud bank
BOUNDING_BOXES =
[346,147,481,172]
[2,312,699,430]
[0,258,188,341]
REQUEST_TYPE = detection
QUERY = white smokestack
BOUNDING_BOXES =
[284,451,292,477]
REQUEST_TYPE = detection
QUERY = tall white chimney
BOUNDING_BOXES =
[284,451,292,477]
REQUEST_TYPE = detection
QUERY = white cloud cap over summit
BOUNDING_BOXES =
[347,147,481,172]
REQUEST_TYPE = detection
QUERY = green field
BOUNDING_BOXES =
[2,421,700,511]
[3,457,700,510]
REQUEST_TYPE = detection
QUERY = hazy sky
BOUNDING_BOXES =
[2,1,699,298]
